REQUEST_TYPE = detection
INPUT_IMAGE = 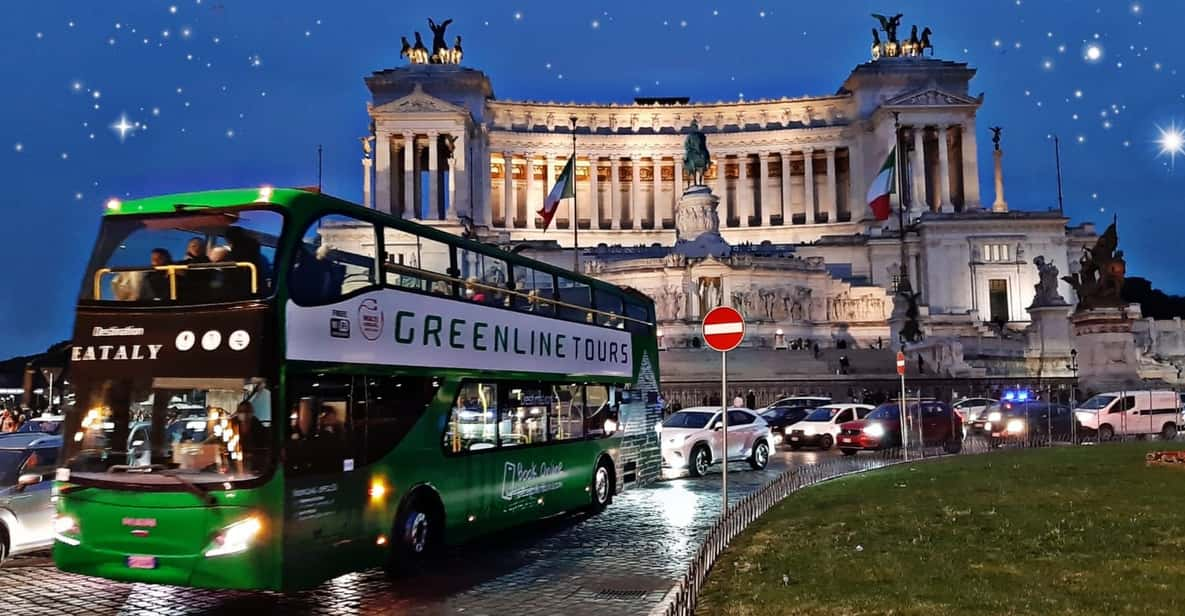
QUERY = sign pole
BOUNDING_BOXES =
[701,306,745,519]
[721,350,728,516]
[897,351,908,460]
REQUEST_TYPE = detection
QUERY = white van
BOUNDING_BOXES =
[1074,390,1183,440]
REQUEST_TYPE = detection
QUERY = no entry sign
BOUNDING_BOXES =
[703,306,745,352]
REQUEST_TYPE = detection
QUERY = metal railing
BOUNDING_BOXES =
[94,262,259,300]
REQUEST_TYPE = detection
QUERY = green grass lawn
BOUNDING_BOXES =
[698,443,1185,616]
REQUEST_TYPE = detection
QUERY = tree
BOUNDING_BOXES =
[1122,277,1185,320]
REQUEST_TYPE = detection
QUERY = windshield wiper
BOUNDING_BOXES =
[106,464,216,506]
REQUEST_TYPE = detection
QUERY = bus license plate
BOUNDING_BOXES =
[127,555,157,569]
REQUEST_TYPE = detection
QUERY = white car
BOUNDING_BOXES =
[952,397,997,424]
[1075,390,1183,440]
[660,407,773,477]
[785,403,874,450]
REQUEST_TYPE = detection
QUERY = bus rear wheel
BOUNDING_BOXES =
[385,493,440,577]
[589,459,615,512]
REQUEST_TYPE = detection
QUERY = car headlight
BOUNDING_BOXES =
[803,426,817,436]
[666,434,688,447]
[773,433,783,444]
[205,515,263,558]
[987,411,1002,423]
[604,419,618,435]
[863,423,885,438]
[1005,419,1025,434]
[53,514,80,546]
[1075,411,1094,424]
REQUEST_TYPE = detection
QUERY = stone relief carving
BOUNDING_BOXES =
[827,291,887,322]
[655,285,686,322]
[697,277,723,312]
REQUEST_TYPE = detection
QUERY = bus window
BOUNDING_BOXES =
[458,248,508,306]
[624,298,652,335]
[381,227,455,295]
[594,288,623,327]
[557,277,592,323]
[503,385,550,445]
[286,375,354,475]
[362,376,440,464]
[290,214,377,306]
[445,382,498,453]
[584,385,618,438]
[81,208,283,304]
[549,384,585,441]
[511,265,555,316]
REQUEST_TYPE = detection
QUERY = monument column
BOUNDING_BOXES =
[738,153,753,226]
[630,156,641,229]
[803,147,816,224]
[427,132,440,220]
[910,126,926,218]
[673,157,683,223]
[402,132,415,219]
[651,157,662,228]
[759,152,772,226]
[937,126,954,213]
[780,151,792,225]
[825,146,838,223]
[715,155,728,223]
[371,135,387,212]
[448,131,465,220]
[609,158,621,230]
[589,157,601,229]
[501,152,515,229]
[526,154,539,229]
[960,120,981,209]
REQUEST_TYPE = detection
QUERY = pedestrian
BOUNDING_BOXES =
[0,409,17,432]
[745,389,756,410]
[732,396,744,409]
[812,341,821,359]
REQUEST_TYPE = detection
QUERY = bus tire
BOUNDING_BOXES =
[689,444,711,478]
[385,489,442,577]
[589,457,615,513]
[1161,422,1178,441]
[1099,424,1115,442]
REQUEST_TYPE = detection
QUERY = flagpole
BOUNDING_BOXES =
[1053,134,1065,215]
[893,112,911,297]
[570,116,580,273]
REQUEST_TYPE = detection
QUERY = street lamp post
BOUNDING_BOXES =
[1067,349,1079,443]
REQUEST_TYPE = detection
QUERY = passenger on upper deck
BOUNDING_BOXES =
[146,248,173,300]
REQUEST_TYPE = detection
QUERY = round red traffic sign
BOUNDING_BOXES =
[896,351,906,376]
[702,306,746,352]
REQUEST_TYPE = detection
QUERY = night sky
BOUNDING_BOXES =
[2,0,1183,356]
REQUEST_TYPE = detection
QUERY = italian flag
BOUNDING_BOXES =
[539,158,575,231]
[866,146,896,221]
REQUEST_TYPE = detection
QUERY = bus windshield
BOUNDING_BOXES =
[79,207,284,304]
[60,376,274,485]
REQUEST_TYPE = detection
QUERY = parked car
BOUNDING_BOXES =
[0,433,61,562]
[1074,390,1182,441]
[660,406,773,477]
[837,401,963,455]
[15,414,65,435]
[760,405,814,446]
[952,397,997,424]
[785,403,874,450]
[987,401,1078,447]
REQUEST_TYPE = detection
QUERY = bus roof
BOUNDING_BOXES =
[104,188,651,305]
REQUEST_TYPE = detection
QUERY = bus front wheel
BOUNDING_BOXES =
[589,458,615,512]
[386,491,441,576]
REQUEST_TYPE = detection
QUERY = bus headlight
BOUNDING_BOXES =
[987,411,1002,423]
[864,424,886,438]
[204,515,263,558]
[53,514,80,545]
[1005,419,1026,434]
[603,419,618,435]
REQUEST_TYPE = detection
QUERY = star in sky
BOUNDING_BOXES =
[1156,122,1185,168]
[111,114,135,141]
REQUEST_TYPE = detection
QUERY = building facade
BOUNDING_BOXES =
[357,36,1103,379]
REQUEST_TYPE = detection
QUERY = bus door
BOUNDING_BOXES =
[442,380,497,538]
[282,373,366,585]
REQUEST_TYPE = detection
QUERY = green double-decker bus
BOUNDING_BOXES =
[52,187,659,590]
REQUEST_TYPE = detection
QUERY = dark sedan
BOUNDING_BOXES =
[987,401,1080,447]
[760,405,814,447]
